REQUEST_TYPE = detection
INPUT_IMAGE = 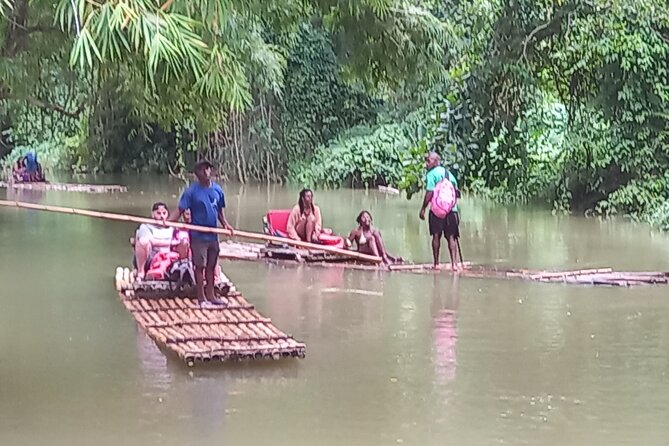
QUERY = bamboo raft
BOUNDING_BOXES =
[502,267,669,287]
[114,267,306,366]
[0,181,127,193]
[218,241,669,287]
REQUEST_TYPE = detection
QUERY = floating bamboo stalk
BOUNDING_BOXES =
[0,181,127,193]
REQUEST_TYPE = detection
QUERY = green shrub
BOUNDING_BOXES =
[287,124,412,188]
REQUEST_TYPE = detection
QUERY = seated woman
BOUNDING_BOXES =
[287,188,323,243]
[347,210,403,265]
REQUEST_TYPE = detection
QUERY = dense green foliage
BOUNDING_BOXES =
[1,0,445,175]
[5,0,669,229]
[288,123,411,188]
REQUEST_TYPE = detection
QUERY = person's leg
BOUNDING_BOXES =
[428,212,443,268]
[194,266,207,303]
[432,234,441,268]
[371,230,402,263]
[135,236,152,279]
[204,264,216,302]
[176,239,189,259]
[447,236,459,272]
[205,239,224,304]
[305,217,316,243]
[294,219,307,241]
[444,212,461,272]
[190,239,208,303]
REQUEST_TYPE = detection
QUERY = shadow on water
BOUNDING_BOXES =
[431,275,459,388]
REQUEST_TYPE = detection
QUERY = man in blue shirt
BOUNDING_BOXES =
[169,160,234,306]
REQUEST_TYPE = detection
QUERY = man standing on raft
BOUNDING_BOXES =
[169,160,234,306]
[419,151,462,271]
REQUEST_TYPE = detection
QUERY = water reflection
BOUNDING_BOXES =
[5,185,45,203]
[136,328,171,395]
[431,276,459,387]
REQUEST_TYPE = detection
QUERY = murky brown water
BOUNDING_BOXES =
[2,176,669,445]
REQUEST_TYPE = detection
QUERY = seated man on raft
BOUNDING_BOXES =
[133,202,189,280]
[346,210,403,265]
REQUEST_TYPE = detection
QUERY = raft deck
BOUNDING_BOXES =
[1,181,127,193]
[115,267,306,366]
[218,241,669,287]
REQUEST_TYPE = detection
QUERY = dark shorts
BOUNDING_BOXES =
[191,238,220,268]
[429,211,460,239]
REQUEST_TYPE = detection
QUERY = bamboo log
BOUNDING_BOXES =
[0,181,127,193]
[115,267,123,291]
[0,199,382,264]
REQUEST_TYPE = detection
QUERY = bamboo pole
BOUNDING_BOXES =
[0,181,127,193]
[0,199,382,263]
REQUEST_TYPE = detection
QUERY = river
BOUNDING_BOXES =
[1,176,669,445]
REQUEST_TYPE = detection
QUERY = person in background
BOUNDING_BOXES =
[12,156,26,181]
[347,210,402,265]
[169,160,234,307]
[23,152,45,182]
[287,188,323,243]
[419,151,461,271]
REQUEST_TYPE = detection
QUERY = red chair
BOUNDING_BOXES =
[264,209,292,238]
[263,210,345,248]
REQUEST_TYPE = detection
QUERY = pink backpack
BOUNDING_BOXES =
[431,178,457,218]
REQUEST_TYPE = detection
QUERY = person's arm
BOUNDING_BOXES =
[420,171,436,220]
[218,208,234,234]
[313,205,322,236]
[346,228,358,249]
[419,190,434,220]
[136,224,150,240]
[216,188,234,235]
[286,206,300,240]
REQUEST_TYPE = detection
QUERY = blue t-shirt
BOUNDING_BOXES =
[24,152,38,173]
[178,182,225,241]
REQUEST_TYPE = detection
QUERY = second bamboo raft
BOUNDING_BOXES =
[0,181,127,193]
[218,241,669,287]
